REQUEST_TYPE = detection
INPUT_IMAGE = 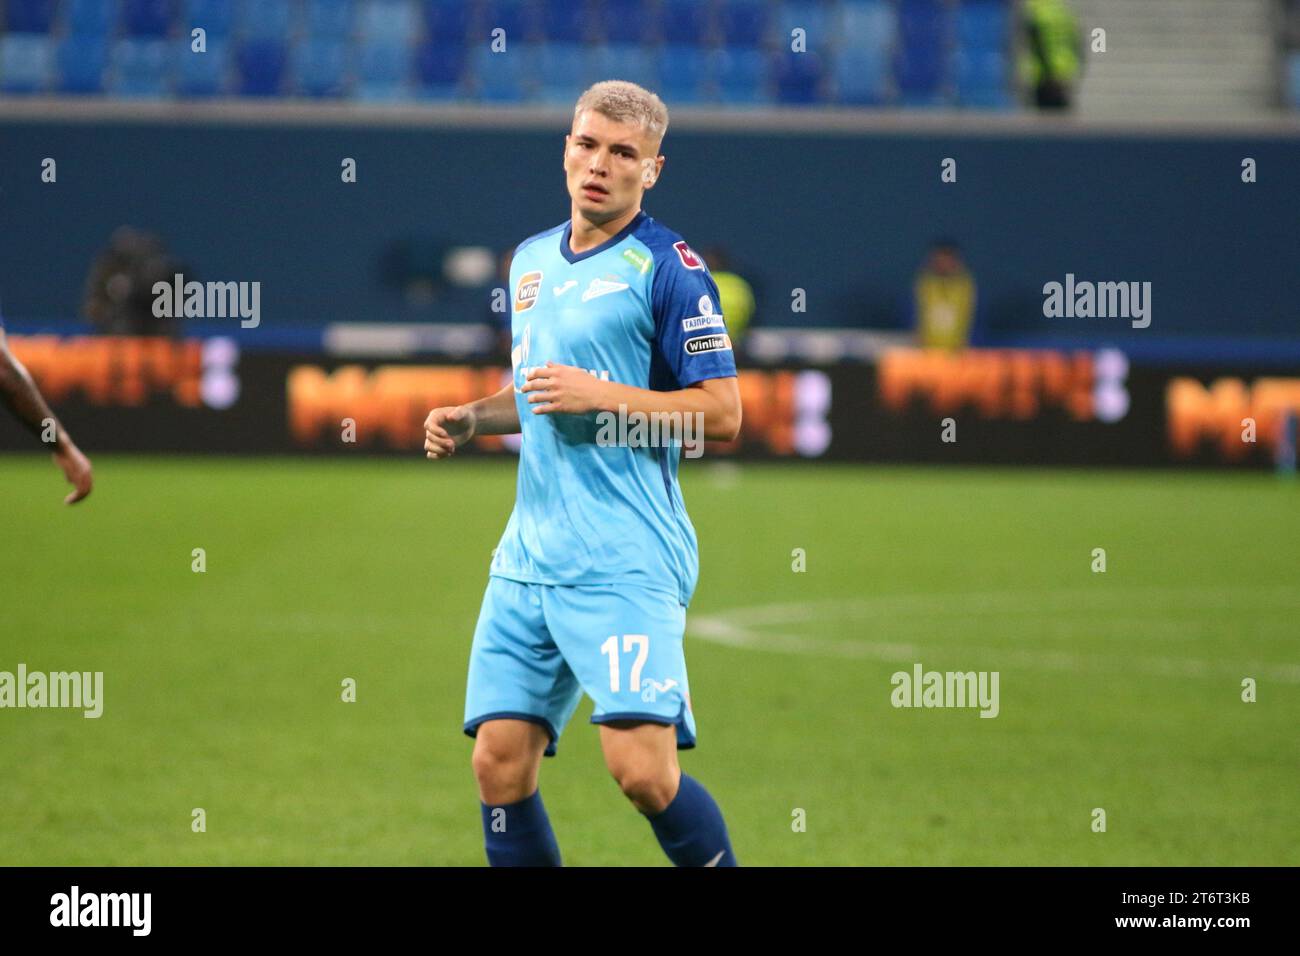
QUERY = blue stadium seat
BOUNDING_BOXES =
[183,0,236,40]
[470,44,527,100]
[354,35,410,99]
[5,0,58,34]
[661,0,710,46]
[175,35,229,95]
[0,33,53,93]
[110,37,171,96]
[66,0,115,37]
[422,0,470,44]
[895,47,946,104]
[121,0,175,37]
[656,44,709,104]
[836,0,896,53]
[358,0,419,41]
[833,47,890,105]
[480,0,534,45]
[56,33,109,92]
[896,0,950,105]
[718,0,770,49]
[238,0,292,41]
[536,42,590,103]
[712,47,768,103]
[954,47,1009,107]
[590,43,654,89]
[306,0,355,40]
[413,38,465,97]
[776,1,831,51]
[774,48,825,103]
[957,0,1010,52]
[1287,51,1300,109]
[599,0,651,45]
[237,37,287,94]
[295,35,350,96]
[539,0,587,44]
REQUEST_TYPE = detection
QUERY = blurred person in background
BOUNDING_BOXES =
[701,246,755,348]
[913,239,976,352]
[1022,0,1083,110]
[0,301,94,503]
[83,226,185,336]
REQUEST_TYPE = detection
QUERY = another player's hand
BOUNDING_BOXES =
[521,362,607,415]
[424,404,477,459]
[52,441,93,505]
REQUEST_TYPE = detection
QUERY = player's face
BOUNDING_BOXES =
[564,111,663,224]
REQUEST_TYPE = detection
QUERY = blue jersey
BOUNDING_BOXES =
[489,210,737,607]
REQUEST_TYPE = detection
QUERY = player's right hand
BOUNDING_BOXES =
[424,405,476,460]
[53,441,93,505]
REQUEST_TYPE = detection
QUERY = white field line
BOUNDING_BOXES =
[688,587,1300,684]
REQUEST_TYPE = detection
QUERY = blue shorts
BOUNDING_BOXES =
[463,575,697,757]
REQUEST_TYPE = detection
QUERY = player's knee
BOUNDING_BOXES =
[612,766,677,815]
[471,730,538,799]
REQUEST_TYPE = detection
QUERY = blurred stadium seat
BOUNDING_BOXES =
[183,0,236,40]
[359,0,419,42]
[661,0,711,47]
[590,42,655,91]
[56,32,109,92]
[0,32,53,93]
[66,0,116,37]
[539,0,587,44]
[294,34,350,97]
[712,47,767,104]
[422,0,470,44]
[470,43,527,101]
[656,44,710,104]
[111,36,171,96]
[175,34,229,96]
[237,37,287,95]
[774,48,826,104]
[718,0,769,49]
[536,41,589,103]
[5,0,58,34]
[414,37,465,98]
[598,0,651,45]
[305,0,356,40]
[121,0,174,37]
[239,0,293,41]
[354,34,410,99]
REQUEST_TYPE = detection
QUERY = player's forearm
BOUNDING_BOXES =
[467,383,522,436]
[595,380,741,441]
[0,349,69,449]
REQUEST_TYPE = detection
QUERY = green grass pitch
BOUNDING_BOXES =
[1,455,1296,866]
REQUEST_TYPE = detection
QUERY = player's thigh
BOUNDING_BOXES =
[464,576,584,756]
[543,584,695,738]
[598,719,680,781]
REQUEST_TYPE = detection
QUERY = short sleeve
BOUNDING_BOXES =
[650,241,738,388]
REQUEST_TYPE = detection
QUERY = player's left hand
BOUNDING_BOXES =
[521,362,607,415]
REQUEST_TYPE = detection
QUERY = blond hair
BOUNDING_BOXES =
[574,80,669,152]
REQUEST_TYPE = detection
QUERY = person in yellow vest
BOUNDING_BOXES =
[1021,0,1082,110]
[914,240,976,352]
[702,246,755,346]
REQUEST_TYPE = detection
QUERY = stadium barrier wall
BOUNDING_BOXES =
[0,113,1297,342]
[1,335,1296,468]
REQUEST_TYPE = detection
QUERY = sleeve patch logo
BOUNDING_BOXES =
[684,333,732,355]
[622,248,652,274]
[682,314,726,332]
[673,241,704,270]
[514,271,542,312]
